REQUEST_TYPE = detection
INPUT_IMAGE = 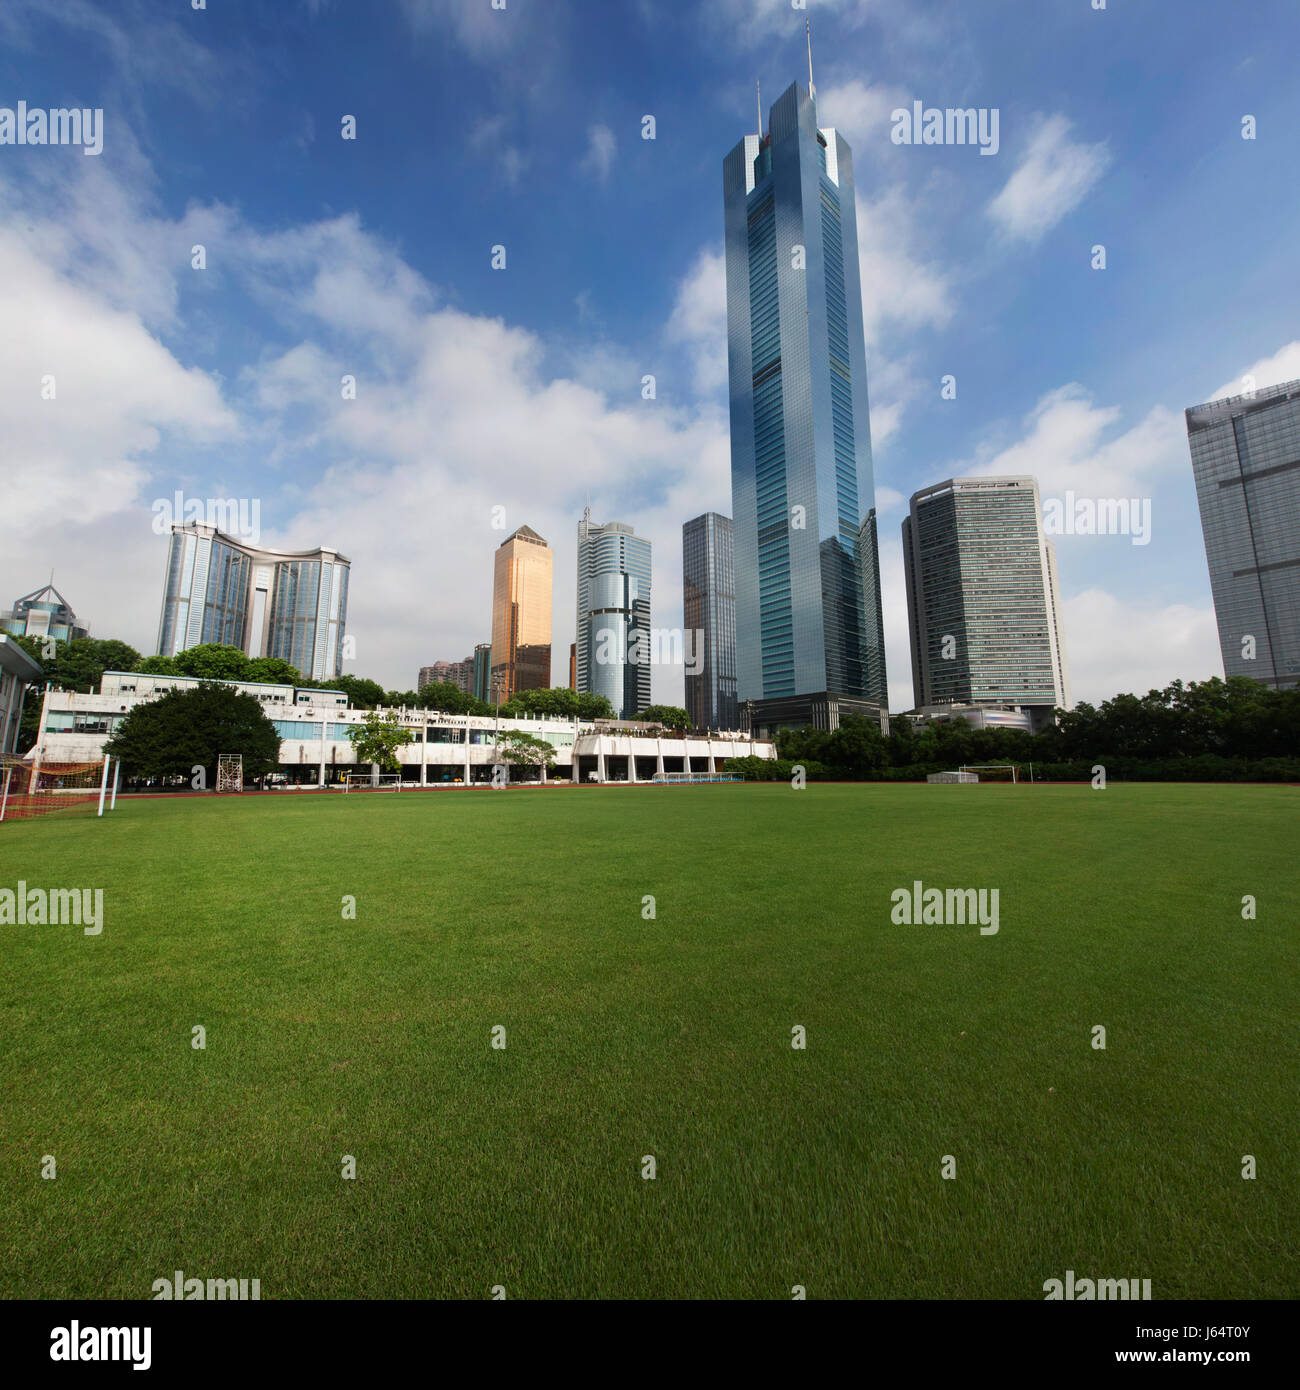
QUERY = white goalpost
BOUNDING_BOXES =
[958,764,1020,784]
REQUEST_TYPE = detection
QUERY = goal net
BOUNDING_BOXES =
[217,754,243,794]
[959,764,1020,783]
[341,772,404,793]
[0,755,120,823]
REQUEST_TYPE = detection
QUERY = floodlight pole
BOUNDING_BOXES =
[97,752,111,817]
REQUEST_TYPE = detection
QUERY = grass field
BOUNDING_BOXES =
[0,782,1296,1300]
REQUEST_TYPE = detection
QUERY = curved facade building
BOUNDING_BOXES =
[576,511,652,720]
[157,523,350,681]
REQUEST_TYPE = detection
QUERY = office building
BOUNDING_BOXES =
[901,476,1070,730]
[576,510,651,720]
[490,526,553,704]
[682,513,738,730]
[724,80,888,732]
[1186,378,1300,689]
[1,583,89,643]
[472,644,491,704]
[157,523,350,682]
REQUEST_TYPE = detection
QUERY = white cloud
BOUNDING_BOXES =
[1061,590,1221,705]
[1212,340,1300,403]
[818,77,911,160]
[966,385,1186,500]
[857,187,954,347]
[580,124,617,183]
[666,248,728,398]
[470,116,527,186]
[400,0,527,55]
[987,114,1109,242]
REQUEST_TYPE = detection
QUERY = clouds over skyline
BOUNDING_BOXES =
[3,0,1292,710]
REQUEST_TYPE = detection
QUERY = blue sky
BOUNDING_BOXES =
[2,0,1298,706]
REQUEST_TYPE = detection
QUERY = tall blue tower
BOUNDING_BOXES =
[723,81,887,729]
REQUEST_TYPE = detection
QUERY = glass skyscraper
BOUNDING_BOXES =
[576,510,651,720]
[723,81,887,722]
[682,512,738,730]
[901,476,1070,719]
[157,523,350,681]
[490,525,553,704]
[1186,378,1300,689]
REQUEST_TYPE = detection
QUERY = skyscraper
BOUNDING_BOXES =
[472,643,492,705]
[682,513,738,730]
[902,476,1070,727]
[157,523,350,682]
[490,526,553,704]
[576,510,651,720]
[1186,378,1300,689]
[723,80,887,732]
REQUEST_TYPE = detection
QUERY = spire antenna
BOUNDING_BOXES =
[806,17,816,100]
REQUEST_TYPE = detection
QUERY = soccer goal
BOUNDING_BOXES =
[216,754,244,794]
[0,753,120,823]
[341,772,404,793]
[959,763,1020,784]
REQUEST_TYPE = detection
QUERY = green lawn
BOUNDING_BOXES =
[0,782,1295,1300]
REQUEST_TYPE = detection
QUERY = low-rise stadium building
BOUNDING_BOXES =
[32,673,776,786]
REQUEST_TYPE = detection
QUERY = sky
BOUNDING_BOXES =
[2,0,1298,709]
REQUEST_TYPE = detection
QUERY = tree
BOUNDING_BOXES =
[315,675,387,710]
[499,687,615,720]
[105,682,280,786]
[347,712,414,772]
[413,681,491,715]
[135,655,181,675]
[171,644,252,682]
[494,730,557,780]
[640,704,691,731]
[245,657,303,686]
[13,635,141,692]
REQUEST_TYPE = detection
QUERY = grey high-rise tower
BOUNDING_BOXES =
[902,476,1070,728]
[1186,379,1300,689]
[723,80,887,732]
[576,510,652,720]
[682,513,738,730]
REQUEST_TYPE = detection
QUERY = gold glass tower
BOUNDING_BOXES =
[490,526,553,703]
